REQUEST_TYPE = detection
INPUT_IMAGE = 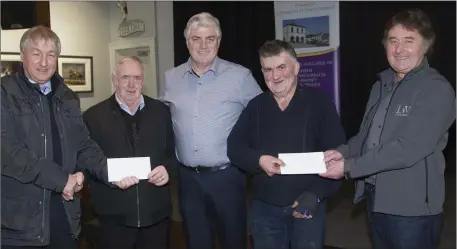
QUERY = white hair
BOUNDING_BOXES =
[111,56,144,77]
[184,12,222,40]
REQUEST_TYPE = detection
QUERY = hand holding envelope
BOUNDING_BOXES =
[107,157,169,189]
[278,152,327,175]
[147,165,169,186]
[113,176,140,189]
[259,155,285,177]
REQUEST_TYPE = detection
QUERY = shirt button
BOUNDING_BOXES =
[194,149,198,152]
[41,133,45,137]
[39,201,42,204]
[194,115,197,118]
[37,236,41,239]
[378,125,382,128]
[373,143,376,146]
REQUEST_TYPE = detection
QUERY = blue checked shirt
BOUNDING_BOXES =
[161,57,262,167]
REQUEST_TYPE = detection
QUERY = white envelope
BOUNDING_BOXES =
[278,152,326,174]
[107,157,151,182]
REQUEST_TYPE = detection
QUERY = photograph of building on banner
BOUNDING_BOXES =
[274,1,340,113]
[283,16,330,48]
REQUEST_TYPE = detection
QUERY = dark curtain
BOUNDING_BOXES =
[173,1,456,173]
[173,1,275,91]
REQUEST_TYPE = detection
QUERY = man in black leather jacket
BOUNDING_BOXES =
[1,25,136,249]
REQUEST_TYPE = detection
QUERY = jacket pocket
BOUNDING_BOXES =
[9,97,34,116]
[62,196,81,237]
[9,97,36,139]
[1,196,36,235]
[60,101,84,147]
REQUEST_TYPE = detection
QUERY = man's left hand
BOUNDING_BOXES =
[62,172,84,201]
[319,159,345,179]
[291,201,313,219]
[147,165,169,186]
[74,172,84,192]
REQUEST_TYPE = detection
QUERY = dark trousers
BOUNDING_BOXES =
[178,165,247,249]
[96,218,170,249]
[2,195,77,249]
[250,199,326,249]
[365,184,443,249]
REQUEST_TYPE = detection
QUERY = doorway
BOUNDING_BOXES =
[109,37,158,98]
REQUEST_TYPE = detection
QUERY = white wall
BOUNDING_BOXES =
[109,1,174,98]
[155,1,175,97]
[1,2,112,111]
[1,1,174,111]
[109,2,156,43]
[50,2,112,111]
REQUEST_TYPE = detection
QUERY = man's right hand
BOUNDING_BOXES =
[113,176,139,190]
[259,155,284,177]
[323,150,343,163]
[63,174,78,201]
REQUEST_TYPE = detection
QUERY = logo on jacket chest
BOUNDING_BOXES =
[395,104,412,116]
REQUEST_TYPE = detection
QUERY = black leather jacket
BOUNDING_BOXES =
[1,67,109,246]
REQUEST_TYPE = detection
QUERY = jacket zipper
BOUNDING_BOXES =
[424,158,431,214]
[374,78,412,212]
[359,82,383,156]
[38,95,46,243]
[54,97,77,239]
[136,185,140,227]
[360,82,382,211]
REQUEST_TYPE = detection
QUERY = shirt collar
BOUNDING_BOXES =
[379,57,430,89]
[115,94,145,116]
[27,76,52,95]
[184,56,219,77]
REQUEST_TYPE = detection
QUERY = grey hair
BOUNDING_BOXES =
[20,25,61,55]
[184,12,222,40]
[112,56,144,77]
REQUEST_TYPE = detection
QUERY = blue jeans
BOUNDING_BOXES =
[365,184,443,249]
[250,199,326,249]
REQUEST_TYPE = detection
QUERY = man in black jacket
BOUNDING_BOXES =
[83,56,178,249]
[1,26,136,249]
[227,40,346,249]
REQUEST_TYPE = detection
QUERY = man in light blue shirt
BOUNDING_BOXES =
[162,12,262,249]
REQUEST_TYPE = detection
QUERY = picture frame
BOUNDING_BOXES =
[1,52,22,77]
[58,55,93,93]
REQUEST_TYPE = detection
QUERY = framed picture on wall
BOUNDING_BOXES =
[1,52,21,77]
[58,55,93,93]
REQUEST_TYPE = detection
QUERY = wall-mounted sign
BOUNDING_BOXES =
[116,1,145,37]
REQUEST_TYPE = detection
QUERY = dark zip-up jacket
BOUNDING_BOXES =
[338,59,456,216]
[83,94,178,227]
[1,67,110,246]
